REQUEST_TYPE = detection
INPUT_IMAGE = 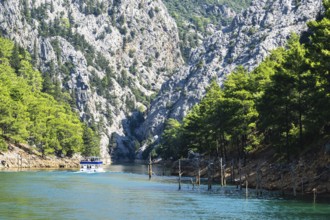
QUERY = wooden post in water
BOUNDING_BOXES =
[148,154,152,180]
[313,188,317,203]
[178,159,182,190]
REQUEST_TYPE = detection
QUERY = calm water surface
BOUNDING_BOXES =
[0,164,329,220]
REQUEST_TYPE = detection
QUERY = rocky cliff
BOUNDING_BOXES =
[137,0,324,150]
[0,0,325,161]
[0,0,183,162]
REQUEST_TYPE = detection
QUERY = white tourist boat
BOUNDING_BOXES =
[80,157,104,172]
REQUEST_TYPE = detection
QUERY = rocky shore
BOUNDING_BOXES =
[0,144,81,169]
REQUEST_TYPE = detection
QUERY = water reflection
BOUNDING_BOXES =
[107,162,170,176]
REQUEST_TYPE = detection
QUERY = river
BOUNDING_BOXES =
[0,164,329,219]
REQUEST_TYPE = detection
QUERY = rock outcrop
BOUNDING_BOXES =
[0,144,81,169]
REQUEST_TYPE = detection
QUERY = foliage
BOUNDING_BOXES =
[0,37,99,156]
[82,124,100,156]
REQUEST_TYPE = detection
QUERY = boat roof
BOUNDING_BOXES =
[80,156,103,164]
[80,161,103,165]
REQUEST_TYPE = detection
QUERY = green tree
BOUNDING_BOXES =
[306,0,330,135]
[10,43,20,73]
[222,67,259,158]
[159,118,184,160]
[82,124,100,156]
[258,35,311,158]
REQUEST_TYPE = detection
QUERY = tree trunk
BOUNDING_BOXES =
[207,160,212,191]
[299,94,303,148]
[238,159,242,190]
[220,157,224,187]
[245,174,248,198]
[148,154,152,180]
[285,103,290,162]
[231,159,235,184]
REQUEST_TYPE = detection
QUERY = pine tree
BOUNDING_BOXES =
[306,0,330,134]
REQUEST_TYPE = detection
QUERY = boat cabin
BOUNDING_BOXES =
[80,157,103,172]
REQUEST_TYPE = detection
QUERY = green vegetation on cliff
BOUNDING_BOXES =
[163,0,252,61]
[159,0,330,161]
[0,37,99,157]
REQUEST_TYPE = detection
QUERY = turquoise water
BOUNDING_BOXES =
[0,164,329,220]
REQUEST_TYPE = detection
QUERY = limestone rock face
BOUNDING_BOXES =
[0,0,182,162]
[138,0,323,144]
[0,0,325,160]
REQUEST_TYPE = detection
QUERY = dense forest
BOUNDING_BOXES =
[158,0,330,161]
[0,36,99,157]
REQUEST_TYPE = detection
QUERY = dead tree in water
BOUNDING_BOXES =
[238,159,242,190]
[290,164,297,197]
[197,166,201,187]
[178,159,183,190]
[245,174,249,198]
[194,158,201,187]
[207,160,213,191]
[148,154,152,180]
[219,157,225,187]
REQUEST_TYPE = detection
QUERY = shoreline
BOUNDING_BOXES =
[0,144,80,169]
